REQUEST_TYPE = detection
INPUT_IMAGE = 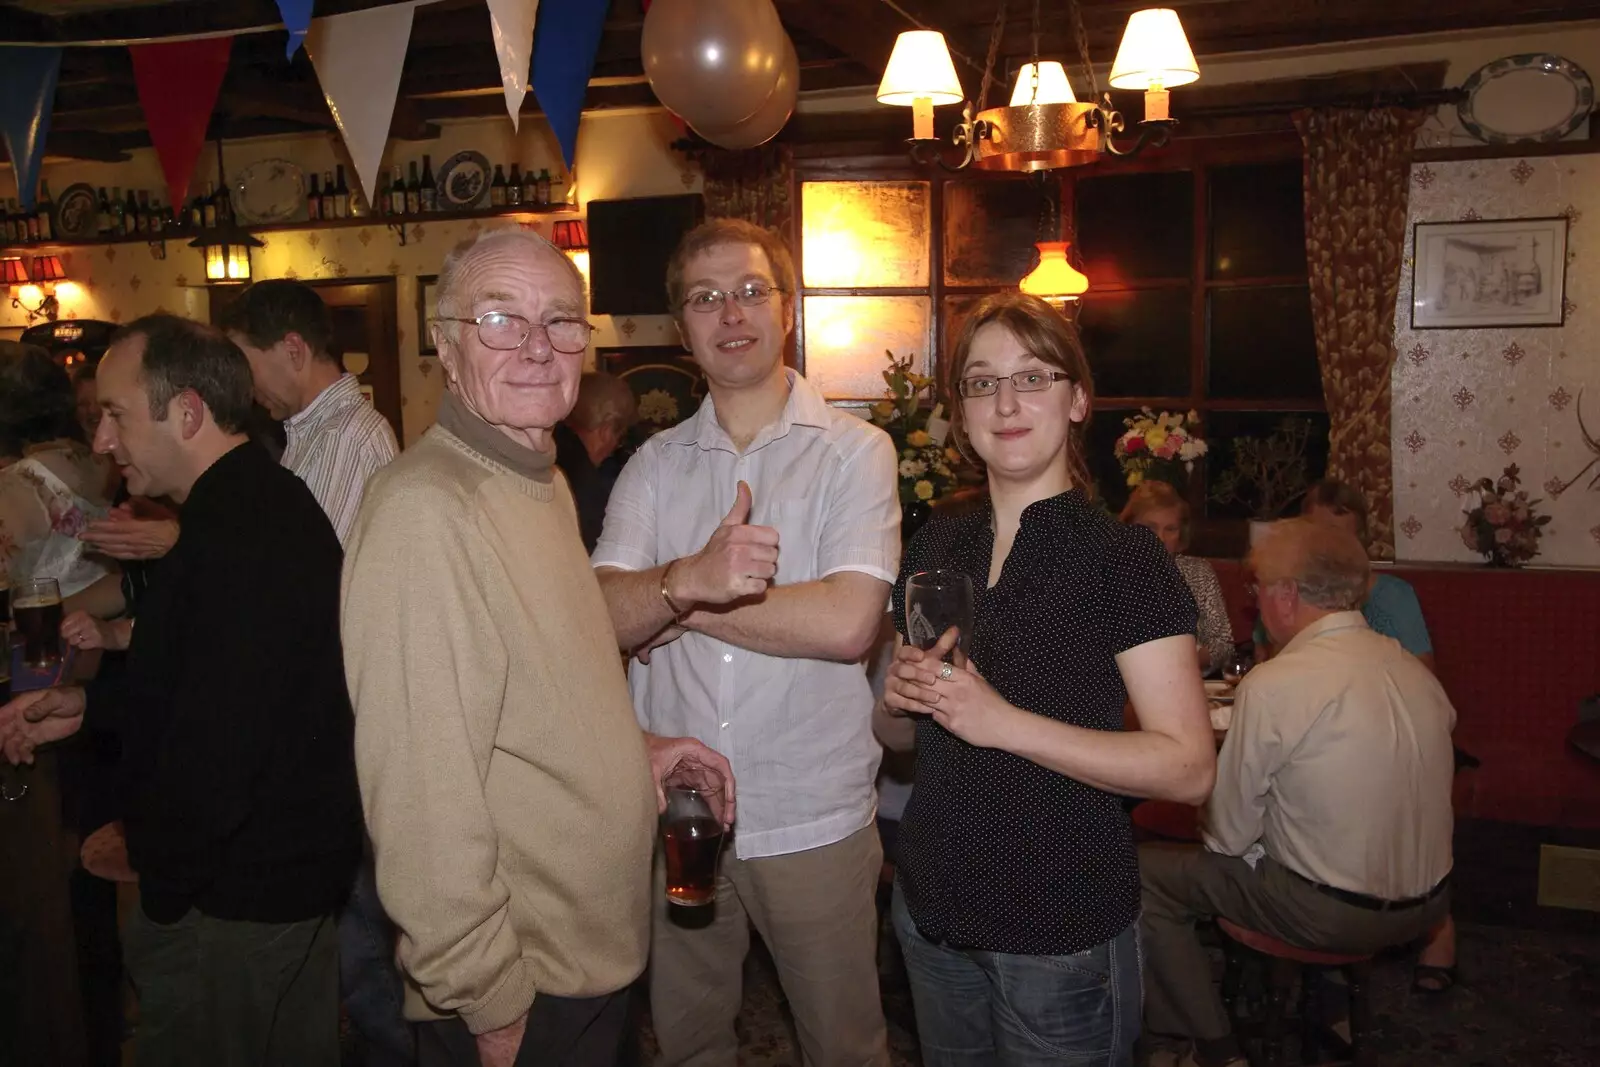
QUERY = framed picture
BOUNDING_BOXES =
[599,345,706,445]
[417,275,439,355]
[1410,216,1569,329]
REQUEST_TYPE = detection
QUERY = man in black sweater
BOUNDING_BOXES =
[0,314,362,1067]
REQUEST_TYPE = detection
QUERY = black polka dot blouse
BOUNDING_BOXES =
[891,489,1198,955]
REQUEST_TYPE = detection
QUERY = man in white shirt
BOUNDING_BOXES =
[593,218,899,1067]
[1139,519,1456,1067]
[221,280,406,1065]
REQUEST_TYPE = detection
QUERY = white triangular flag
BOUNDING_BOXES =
[487,0,540,130]
[304,2,417,209]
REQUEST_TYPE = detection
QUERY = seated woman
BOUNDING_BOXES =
[880,292,1215,1066]
[1120,480,1234,675]
[1251,478,1456,995]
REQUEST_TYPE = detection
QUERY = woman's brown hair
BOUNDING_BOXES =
[1118,480,1191,550]
[1300,478,1369,545]
[944,292,1096,495]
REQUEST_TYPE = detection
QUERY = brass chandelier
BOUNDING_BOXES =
[877,0,1200,172]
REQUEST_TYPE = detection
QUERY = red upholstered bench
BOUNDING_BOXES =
[1207,559,1600,829]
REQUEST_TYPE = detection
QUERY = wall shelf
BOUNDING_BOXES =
[0,202,578,256]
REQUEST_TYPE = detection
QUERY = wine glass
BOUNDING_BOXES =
[1221,644,1254,686]
[905,570,974,661]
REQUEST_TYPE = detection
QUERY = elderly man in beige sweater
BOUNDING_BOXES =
[341,229,735,1067]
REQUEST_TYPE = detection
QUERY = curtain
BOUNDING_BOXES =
[699,144,794,238]
[1293,106,1427,559]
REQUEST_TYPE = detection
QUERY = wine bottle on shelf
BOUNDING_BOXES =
[36,182,54,241]
[551,168,567,206]
[123,189,140,235]
[405,162,421,216]
[419,154,437,213]
[507,163,523,207]
[146,198,163,235]
[94,187,111,236]
[520,166,537,205]
[201,182,217,228]
[23,198,40,243]
[306,174,322,222]
[318,172,333,220]
[490,165,507,207]
[536,169,551,206]
[333,166,350,219]
[386,166,403,216]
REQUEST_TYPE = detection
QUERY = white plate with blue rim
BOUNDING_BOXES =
[436,151,491,211]
[1458,54,1594,145]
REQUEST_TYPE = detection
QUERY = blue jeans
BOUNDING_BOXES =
[892,885,1141,1067]
[338,851,416,1066]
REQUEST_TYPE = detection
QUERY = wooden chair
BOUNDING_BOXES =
[1216,917,1374,1067]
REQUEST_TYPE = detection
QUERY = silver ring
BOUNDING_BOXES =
[938,663,954,680]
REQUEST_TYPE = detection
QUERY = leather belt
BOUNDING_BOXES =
[1299,870,1450,913]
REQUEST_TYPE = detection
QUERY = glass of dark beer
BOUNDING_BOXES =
[15,577,63,670]
[905,570,975,661]
[662,786,725,907]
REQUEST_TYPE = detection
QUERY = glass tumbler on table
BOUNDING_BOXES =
[1221,644,1254,686]
[662,786,725,907]
[904,570,975,661]
[14,577,62,670]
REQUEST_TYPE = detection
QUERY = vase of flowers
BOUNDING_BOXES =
[1460,463,1551,567]
[867,350,962,542]
[1114,408,1208,490]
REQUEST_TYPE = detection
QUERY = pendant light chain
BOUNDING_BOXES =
[976,0,1009,113]
[1066,0,1104,107]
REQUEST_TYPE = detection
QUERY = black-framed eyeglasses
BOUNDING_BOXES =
[680,281,786,313]
[957,370,1073,399]
[436,311,595,354]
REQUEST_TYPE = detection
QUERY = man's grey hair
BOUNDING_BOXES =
[1253,518,1370,612]
[433,228,586,339]
[568,371,637,433]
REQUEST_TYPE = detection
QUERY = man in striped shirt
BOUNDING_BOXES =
[221,281,399,544]
[221,281,405,1064]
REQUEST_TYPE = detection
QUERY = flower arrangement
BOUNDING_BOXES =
[1113,408,1208,488]
[1460,463,1551,567]
[867,351,962,506]
[1209,418,1313,521]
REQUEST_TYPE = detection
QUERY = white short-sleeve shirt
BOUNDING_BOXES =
[593,370,901,859]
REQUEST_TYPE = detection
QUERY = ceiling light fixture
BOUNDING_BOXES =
[879,1,1199,172]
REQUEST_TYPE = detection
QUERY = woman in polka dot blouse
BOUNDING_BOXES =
[881,293,1216,1066]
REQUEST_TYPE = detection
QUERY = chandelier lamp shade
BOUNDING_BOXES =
[1019,241,1089,304]
[880,4,1201,172]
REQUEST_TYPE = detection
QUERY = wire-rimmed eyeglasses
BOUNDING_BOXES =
[680,281,786,314]
[957,370,1073,399]
[436,311,595,354]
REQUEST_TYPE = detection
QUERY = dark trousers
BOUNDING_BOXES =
[339,848,417,1065]
[123,906,341,1067]
[1139,845,1450,1043]
[417,988,634,1067]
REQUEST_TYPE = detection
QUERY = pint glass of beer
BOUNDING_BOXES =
[662,786,725,907]
[15,577,63,670]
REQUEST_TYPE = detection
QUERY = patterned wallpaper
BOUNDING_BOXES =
[1392,154,1600,567]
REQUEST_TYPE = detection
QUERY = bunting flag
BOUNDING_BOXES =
[130,38,233,214]
[276,0,316,60]
[304,2,416,209]
[531,0,609,167]
[0,47,63,210]
[487,0,539,131]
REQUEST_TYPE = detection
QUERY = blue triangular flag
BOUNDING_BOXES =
[277,0,316,59]
[531,0,609,168]
[0,47,62,211]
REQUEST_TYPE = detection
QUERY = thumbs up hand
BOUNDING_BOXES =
[674,481,780,605]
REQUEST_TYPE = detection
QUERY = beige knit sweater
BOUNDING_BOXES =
[341,417,655,1035]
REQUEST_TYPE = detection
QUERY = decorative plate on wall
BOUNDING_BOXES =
[436,151,490,210]
[54,183,100,240]
[1458,54,1594,144]
[231,159,306,224]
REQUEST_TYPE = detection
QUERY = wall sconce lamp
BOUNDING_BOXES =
[7,255,74,323]
[190,225,265,284]
[551,219,589,279]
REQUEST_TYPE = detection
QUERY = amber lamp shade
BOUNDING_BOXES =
[1019,241,1089,302]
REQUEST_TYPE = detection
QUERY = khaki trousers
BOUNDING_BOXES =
[1139,844,1450,1043]
[649,824,890,1067]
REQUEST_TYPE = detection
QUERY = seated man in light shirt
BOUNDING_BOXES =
[1139,519,1456,1067]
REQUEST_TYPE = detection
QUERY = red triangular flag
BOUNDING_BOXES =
[131,37,234,212]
